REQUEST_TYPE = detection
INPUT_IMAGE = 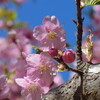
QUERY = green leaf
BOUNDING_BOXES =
[8,71,15,79]
[15,22,26,28]
[0,8,6,18]
[85,0,100,6]
[5,10,17,21]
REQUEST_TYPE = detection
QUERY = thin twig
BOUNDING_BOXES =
[54,57,83,74]
[72,19,78,25]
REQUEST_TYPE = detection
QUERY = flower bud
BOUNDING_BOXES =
[62,49,75,63]
[49,48,58,57]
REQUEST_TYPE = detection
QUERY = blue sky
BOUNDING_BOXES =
[17,0,77,47]
[1,0,91,81]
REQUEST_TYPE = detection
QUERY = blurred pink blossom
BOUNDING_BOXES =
[15,0,26,4]
[0,64,3,75]
[0,75,9,99]
[0,0,8,4]
[0,38,20,60]
[93,5,100,12]
[0,20,5,29]
[92,40,100,63]
[16,76,49,100]
[8,27,37,45]
[93,29,100,38]
[92,14,100,28]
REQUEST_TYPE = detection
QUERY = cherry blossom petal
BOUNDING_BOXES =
[26,54,41,66]
[15,78,29,88]
[33,25,47,41]
[51,16,60,26]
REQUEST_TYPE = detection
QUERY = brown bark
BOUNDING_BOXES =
[42,62,100,100]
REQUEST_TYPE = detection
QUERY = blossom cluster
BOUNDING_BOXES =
[0,16,76,100]
[15,16,76,100]
[1,0,100,99]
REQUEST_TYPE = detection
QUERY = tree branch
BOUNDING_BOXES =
[76,0,83,67]
[42,63,100,100]
[42,0,100,99]
[54,57,83,74]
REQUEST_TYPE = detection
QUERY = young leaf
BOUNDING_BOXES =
[5,10,17,21]
[85,0,100,6]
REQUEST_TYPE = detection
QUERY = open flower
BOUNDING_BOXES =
[33,16,66,51]
[16,76,49,100]
[26,52,57,87]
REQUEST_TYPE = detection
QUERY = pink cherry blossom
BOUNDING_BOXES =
[93,5,100,12]
[0,38,20,60]
[0,75,9,99]
[8,27,37,45]
[0,38,8,51]
[0,20,5,29]
[93,29,100,38]
[8,80,22,100]
[16,76,49,100]
[15,0,26,4]
[91,6,100,29]
[26,52,57,87]
[33,16,66,51]
[92,40,100,63]
[53,73,63,86]
[92,14,100,28]
[7,27,37,57]
[62,49,76,63]
[0,0,8,4]
[8,60,27,100]
[14,59,27,78]
[0,64,3,75]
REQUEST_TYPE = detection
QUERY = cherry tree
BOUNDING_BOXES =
[0,0,100,100]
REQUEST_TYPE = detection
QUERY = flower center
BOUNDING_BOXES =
[39,64,48,72]
[48,31,56,39]
[28,84,38,92]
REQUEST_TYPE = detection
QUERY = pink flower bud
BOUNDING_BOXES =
[49,48,58,57]
[62,49,75,63]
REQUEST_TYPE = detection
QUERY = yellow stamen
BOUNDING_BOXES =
[39,64,48,72]
[48,31,56,39]
[28,84,38,92]
[56,64,66,72]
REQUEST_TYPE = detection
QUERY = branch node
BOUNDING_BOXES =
[72,19,78,25]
